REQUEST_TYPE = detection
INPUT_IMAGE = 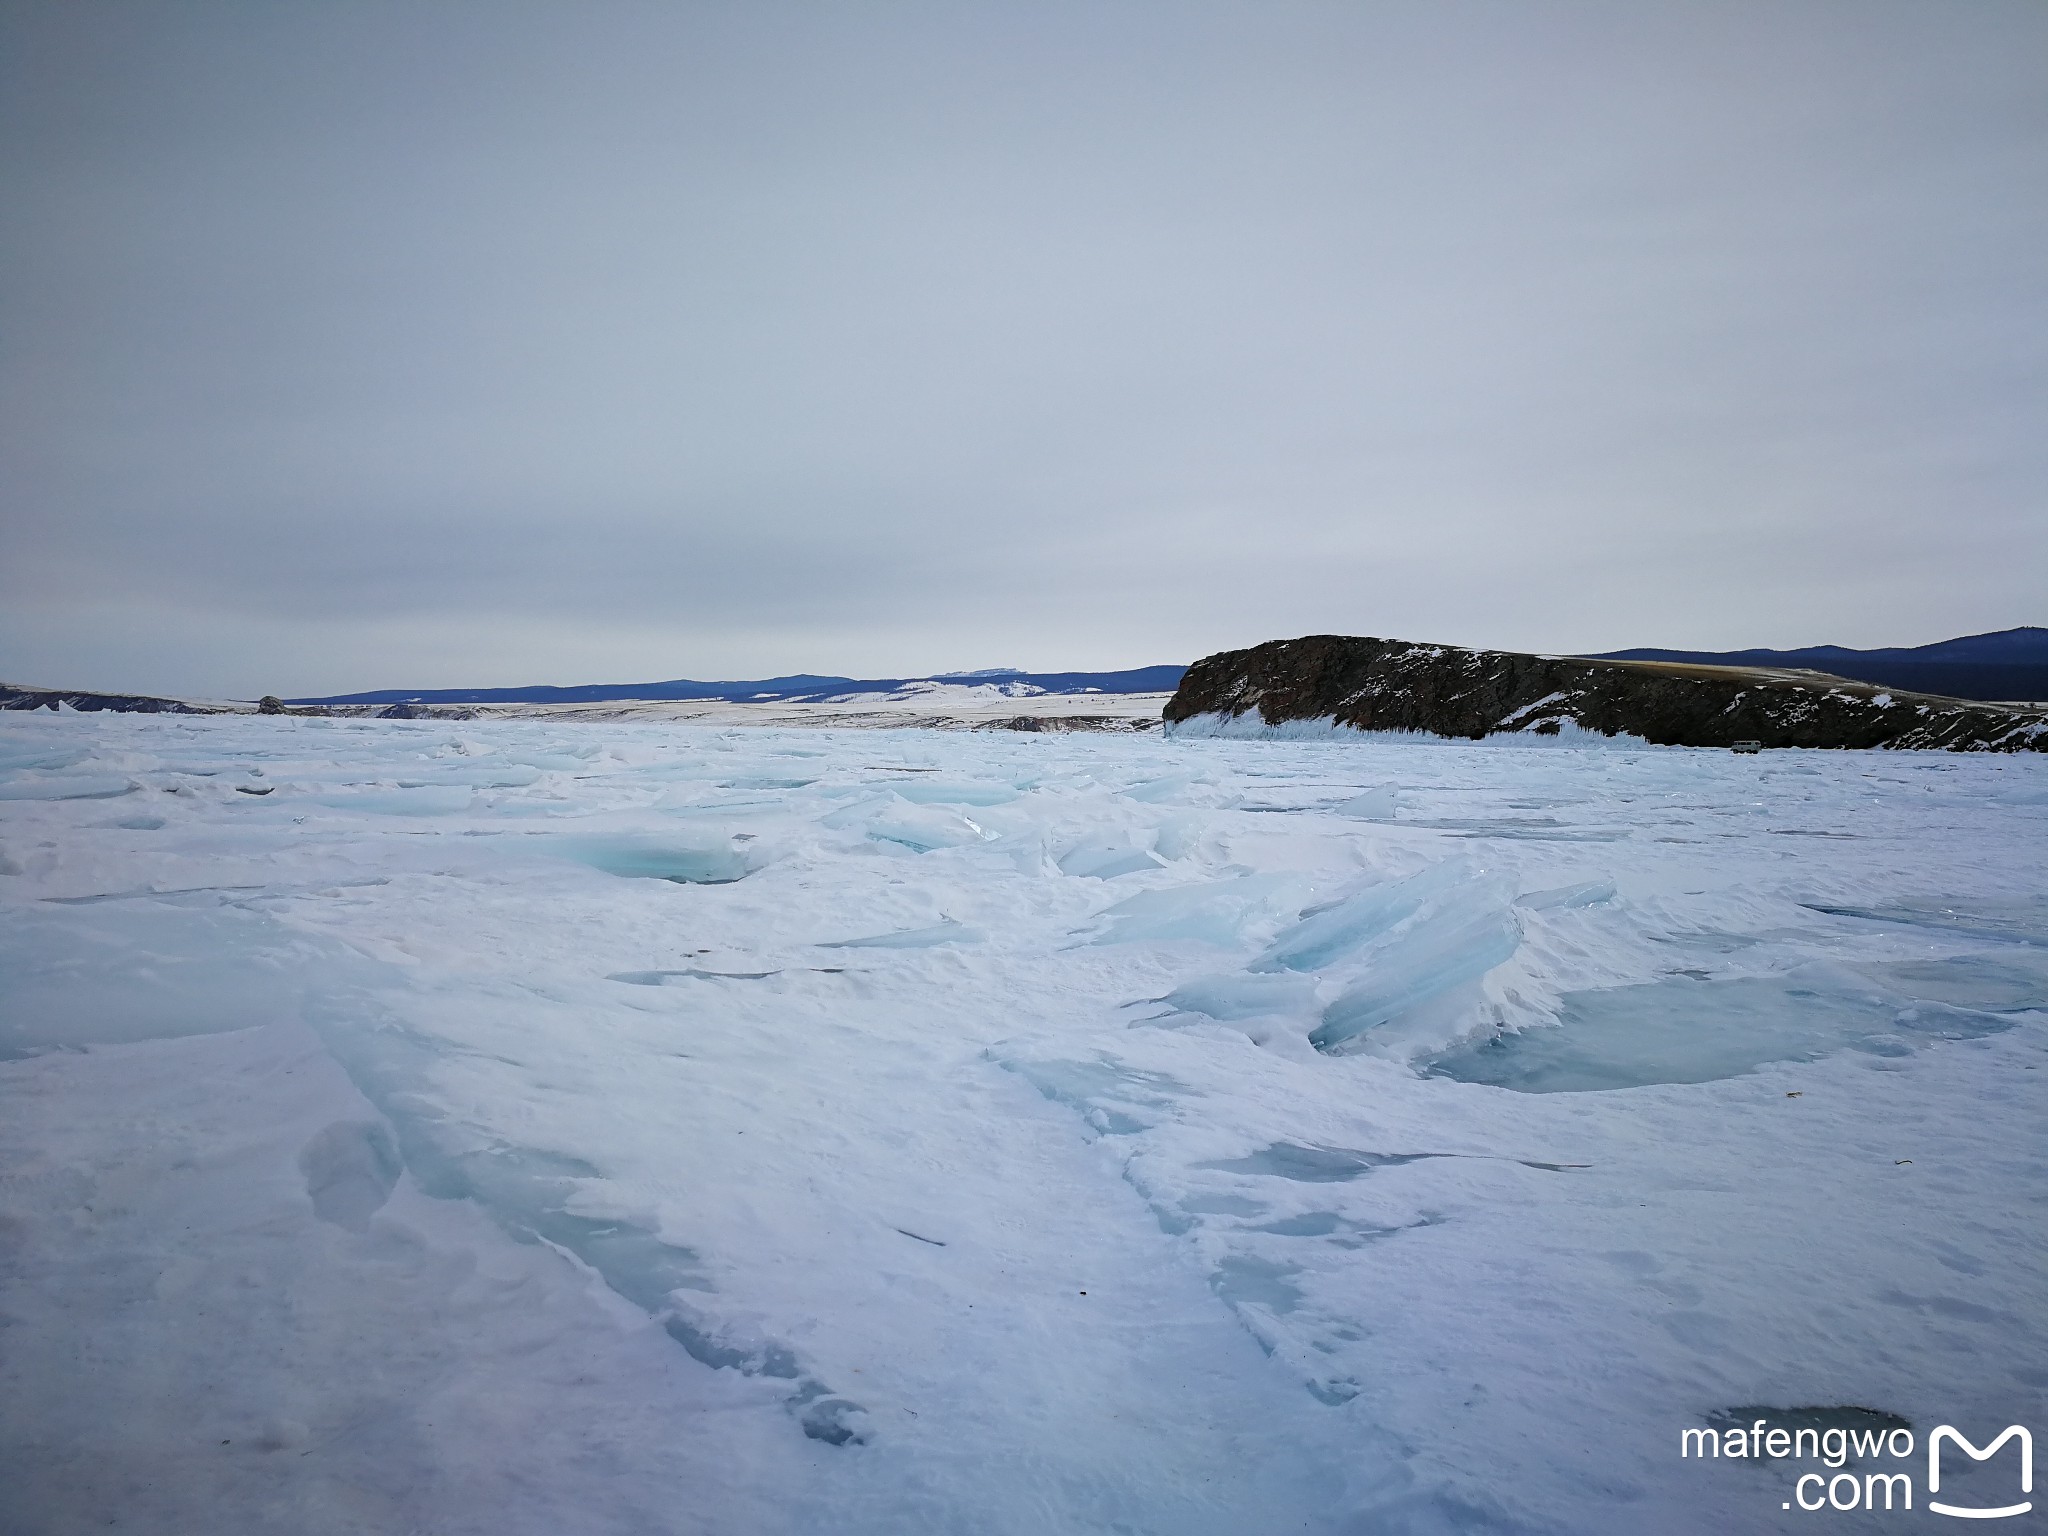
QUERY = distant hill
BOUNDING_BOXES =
[1588,627,2048,703]
[290,665,1188,708]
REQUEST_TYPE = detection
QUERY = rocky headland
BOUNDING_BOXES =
[1164,635,2048,752]
[0,685,212,715]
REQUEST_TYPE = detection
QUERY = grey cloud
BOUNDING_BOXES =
[3,0,2043,696]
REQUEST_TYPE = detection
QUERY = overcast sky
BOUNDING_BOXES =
[3,1,2043,698]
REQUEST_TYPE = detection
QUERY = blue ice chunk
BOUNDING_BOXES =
[854,802,997,852]
[1058,841,1166,879]
[1000,1054,1188,1136]
[558,836,760,884]
[499,749,597,771]
[0,774,135,801]
[0,744,87,773]
[1250,861,1470,973]
[1151,815,1203,862]
[1121,773,1195,803]
[1515,879,1617,911]
[1087,875,1299,947]
[1162,972,1319,1021]
[1310,899,1522,1053]
[1334,783,1399,820]
[883,779,1018,806]
[1428,968,2017,1092]
[1198,1143,1443,1181]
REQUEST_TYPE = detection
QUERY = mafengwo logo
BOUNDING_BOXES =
[1682,1412,2033,1517]
[1928,1426,2032,1520]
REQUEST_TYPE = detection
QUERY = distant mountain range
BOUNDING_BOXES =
[289,665,1189,708]
[290,631,2046,710]
[288,632,2048,710]
[1588,627,2048,703]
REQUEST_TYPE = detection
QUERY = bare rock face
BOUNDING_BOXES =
[992,715,1160,733]
[0,686,208,715]
[1164,635,2048,752]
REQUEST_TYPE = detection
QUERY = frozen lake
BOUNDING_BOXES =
[2,713,2044,1534]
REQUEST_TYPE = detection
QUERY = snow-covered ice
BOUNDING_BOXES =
[2,713,2043,1533]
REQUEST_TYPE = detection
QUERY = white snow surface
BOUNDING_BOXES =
[3,712,2045,1535]
[379,684,1170,729]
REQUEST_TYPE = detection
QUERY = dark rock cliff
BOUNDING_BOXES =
[1164,635,2048,752]
[0,685,211,715]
